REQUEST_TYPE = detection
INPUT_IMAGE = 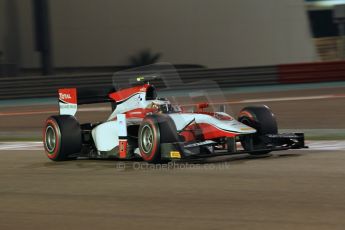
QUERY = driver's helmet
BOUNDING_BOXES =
[147,101,179,113]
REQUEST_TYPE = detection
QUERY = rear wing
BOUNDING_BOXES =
[58,87,113,116]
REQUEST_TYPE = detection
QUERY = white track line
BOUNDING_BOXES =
[0,142,43,150]
[234,94,345,104]
[306,141,345,151]
[182,94,345,106]
[0,141,344,151]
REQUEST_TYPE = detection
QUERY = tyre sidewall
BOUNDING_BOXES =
[238,105,278,154]
[43,115,82,161]
[138,116,161,163]
[238,106,277,135]
[44,118,62,160]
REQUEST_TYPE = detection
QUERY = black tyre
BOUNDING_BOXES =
[238,105,278,155]
[111,102,117,111]
[43,115,82,161]
[138,114,178,163]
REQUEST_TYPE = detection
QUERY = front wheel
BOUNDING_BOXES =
[138,114,179,163]
[43,115,82,161]
[238,105,278,155]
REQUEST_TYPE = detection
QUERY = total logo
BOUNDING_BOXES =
[59,93,72,100]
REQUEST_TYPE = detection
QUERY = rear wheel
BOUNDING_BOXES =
[238,105,278,155]
[43,115,82,161]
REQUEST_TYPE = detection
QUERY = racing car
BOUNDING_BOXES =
[43,76,306,163]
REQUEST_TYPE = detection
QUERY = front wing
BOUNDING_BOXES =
[160,133,307,160]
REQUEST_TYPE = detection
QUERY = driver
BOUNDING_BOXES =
[147,101,177,113]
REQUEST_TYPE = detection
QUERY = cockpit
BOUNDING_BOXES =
[144,86,181,113]
[146,99,181,114]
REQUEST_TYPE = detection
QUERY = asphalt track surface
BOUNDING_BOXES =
[0,85,345,229]
[0,148,345,230]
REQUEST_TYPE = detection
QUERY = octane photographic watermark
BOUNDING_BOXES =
[115,161,232,171]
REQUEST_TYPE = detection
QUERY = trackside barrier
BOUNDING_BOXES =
[278,61,345,84]
[0,66,278,100]
[1,61,345,100]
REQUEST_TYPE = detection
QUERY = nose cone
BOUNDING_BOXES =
[236,124,257,134]
[222,120,256,134]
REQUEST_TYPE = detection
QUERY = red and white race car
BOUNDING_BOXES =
[43,66,306,163]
